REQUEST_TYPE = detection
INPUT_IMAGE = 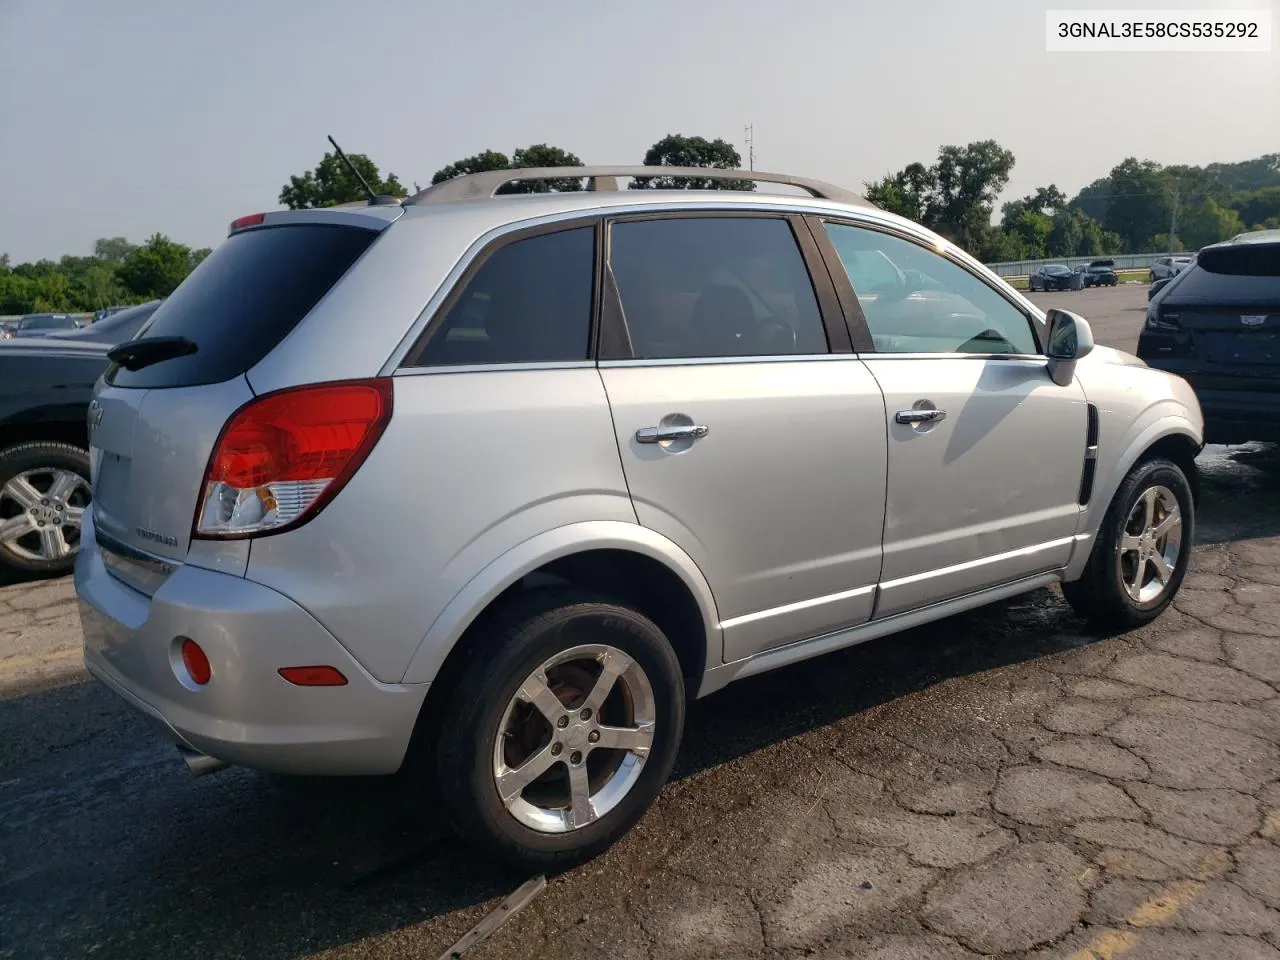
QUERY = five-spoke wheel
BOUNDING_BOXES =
[1062,456,1194,628]
[434,589,684,869]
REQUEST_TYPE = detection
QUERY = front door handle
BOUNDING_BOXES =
[895,409,946,424]
[635,424,710,444]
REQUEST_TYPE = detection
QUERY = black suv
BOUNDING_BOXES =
[1137,231,1280,444]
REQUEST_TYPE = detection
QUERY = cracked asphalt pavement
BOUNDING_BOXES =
[5,286,1280,960]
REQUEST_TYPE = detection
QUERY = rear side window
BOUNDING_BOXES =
[406,226,595,367]
[608,216,828,360]
[105,224,378,388]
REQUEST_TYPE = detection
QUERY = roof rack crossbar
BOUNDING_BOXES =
[405,166,865,206]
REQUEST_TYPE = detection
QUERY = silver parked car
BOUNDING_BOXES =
[75,166,1204,868]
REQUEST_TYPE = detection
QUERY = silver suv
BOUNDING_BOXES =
[75,166,1204,868]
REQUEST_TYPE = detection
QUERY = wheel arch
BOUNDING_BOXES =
[1066,416,1202,581]
[400,521,722,689]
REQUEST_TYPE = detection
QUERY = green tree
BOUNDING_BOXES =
[119,234,197,298]
[1178,196,1244,249]
[926,140,1016,252]
[280,151,406,209]
[1047,208,1117,257]
[1103,158,1173,252]
[430,149,512,186]
[864,162,934,222]
[429,144,584,193]
[1232,187,1280,230]
[629,134,755,191]
[93,237,137,263]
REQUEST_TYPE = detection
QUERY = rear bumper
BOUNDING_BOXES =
[1188,388,1280,444]
[74,509,429,776]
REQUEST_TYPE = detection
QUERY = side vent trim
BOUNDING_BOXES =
[1078,402,1100,505]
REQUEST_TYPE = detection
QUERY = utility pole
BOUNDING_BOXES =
[744,124,754,171]
[1169,180,1179,251]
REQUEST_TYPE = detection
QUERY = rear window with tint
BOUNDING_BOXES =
[1168,250,1280,304]
[105,224,378,388]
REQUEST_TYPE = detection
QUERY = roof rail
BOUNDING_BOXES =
[404,166,867,206]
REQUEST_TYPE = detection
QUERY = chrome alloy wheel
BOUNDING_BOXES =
[493,644,657,834]
[1118,484,1183,604]
[0,468,91,562]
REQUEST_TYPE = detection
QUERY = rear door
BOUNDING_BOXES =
[598,213,888,663]
[88,217,385,594]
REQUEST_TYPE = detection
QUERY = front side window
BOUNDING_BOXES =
[822,221,1039,356]
[608,216,829,360]
[411,226,595,366]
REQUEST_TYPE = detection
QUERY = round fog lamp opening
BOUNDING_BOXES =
[180,638,212,686]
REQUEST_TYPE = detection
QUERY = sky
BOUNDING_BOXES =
[1,0,1277,263]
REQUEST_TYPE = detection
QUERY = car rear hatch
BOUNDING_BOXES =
[1162,241,1280,378]
[88,210,394,595]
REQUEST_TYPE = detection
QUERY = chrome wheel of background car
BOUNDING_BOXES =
[0,468,91,562]
[493,643,657,834]
[1118,484,1183,603]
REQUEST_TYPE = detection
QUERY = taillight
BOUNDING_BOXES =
[1146,310,1181,331]
[194,379,393,540]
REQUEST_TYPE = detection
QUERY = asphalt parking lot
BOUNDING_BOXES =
[6,283,1280,960]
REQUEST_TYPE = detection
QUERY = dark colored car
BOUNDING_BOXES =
[51,299,163,346]
[1148,276,1174,300]
[1137,232,1280,444]
[0,337,111,577]
[8,313,84,338]
[1027,264,1076,292]
[1079,260,1118,287]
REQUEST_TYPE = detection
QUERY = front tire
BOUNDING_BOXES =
[1061,457,1194,630]
[434,588,685,870]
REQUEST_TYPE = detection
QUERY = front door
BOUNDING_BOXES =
[598,214,888,663]
[817,218,1089,618]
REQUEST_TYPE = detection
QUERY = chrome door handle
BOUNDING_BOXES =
[635,424,710,444]
[895,409,946,424]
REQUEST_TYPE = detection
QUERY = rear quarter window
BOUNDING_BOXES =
[105,224,378,388]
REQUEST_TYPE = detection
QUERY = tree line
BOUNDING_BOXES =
[865,143,1279,262]
[5,135,1276,316]
[0,235,210,315]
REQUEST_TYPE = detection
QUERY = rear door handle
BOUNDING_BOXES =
[895,409,946,424]
[635,424,710,444]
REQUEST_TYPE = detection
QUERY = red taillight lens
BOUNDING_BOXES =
[181,639,212,685]
[194,379,393,540]
[229,212,265,233]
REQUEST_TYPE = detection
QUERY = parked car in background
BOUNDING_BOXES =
[74,165,1203,870]
[1028,264,1077,291]
[52,300,163,346]
[1078,259,1119,288]
[3,313,84,339]
[0,336,111,577]
[1150,256,1193,281]
[1138,231,1280,444]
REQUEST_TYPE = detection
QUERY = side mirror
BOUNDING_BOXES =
[1045,308,1095,387]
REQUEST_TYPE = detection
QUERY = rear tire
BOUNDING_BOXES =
[0,442,92,578]
[1061,457,1194,630]
[433,587,685,870]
